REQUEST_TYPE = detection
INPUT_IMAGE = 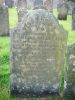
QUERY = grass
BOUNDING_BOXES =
[9,7,18,29]
[0,8,75,100]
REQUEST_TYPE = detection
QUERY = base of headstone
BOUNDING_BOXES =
[10,85,59,98]
[58,14,67,20]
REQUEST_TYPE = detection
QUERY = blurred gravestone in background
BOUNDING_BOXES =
[72,8,75,30]
[43,0,53,12]
[67,1,75,15]
[17,0,53,22]
[65,42,75,96]
[34,0,43,7]
[10,1,68,97]
[0,1,9,36]
[17,0,28,22]
[5,0,14,8]
[53,0,59,8]
[57,2,68,20]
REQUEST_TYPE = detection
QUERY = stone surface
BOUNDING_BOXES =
[0,0,4,4]
[34,0,43,7]
[67,1,75,15]
[27,0,34,8]
[53,0,59,8]
[72,8,75,30]
[5,0,14,8]
[17,0,53,22]
[57,2,68,20]
[43,0,53,12]
[65,42,75,96]
[33,0,53,12]
[17,0,28,22]
[10,8,68,97]
[0,5,9,36]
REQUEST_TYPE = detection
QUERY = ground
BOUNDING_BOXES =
[0,8,75,100]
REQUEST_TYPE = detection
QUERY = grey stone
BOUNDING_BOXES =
[10,8,68,97]
[0,5,9,36]
[5,0,14,8]
[17,0,53,22]
[65,42,75,96]
[53,0,59,8]
[72,8,75,30]
[67,1,75,15]
[43,0,53,12]
[34,0,43,6]
[57,3,68,20]
[58,0,68,4]
[0,0,4,4]
[17,0,28,22]
[33,0,53,12]
[26,0,34,9]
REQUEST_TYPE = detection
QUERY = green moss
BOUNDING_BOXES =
[9,7,18,29]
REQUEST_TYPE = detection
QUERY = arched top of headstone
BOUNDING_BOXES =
[17,9,67,36]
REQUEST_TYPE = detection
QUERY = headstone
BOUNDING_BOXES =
[72,8,75,30]
[5,0,14,8]
[10,7,68,97]
[67,1,73,15]
[67,1,75,15]
[17,0,28,22]
[57,3,68,20]
[65,42,75,96]
[0,5,9,36]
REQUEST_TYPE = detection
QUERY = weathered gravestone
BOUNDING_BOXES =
[0,5,9,36]
[72,8,75,30]
[57,3,68,20]
[10,7,68,97]
[65,42,75,97]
